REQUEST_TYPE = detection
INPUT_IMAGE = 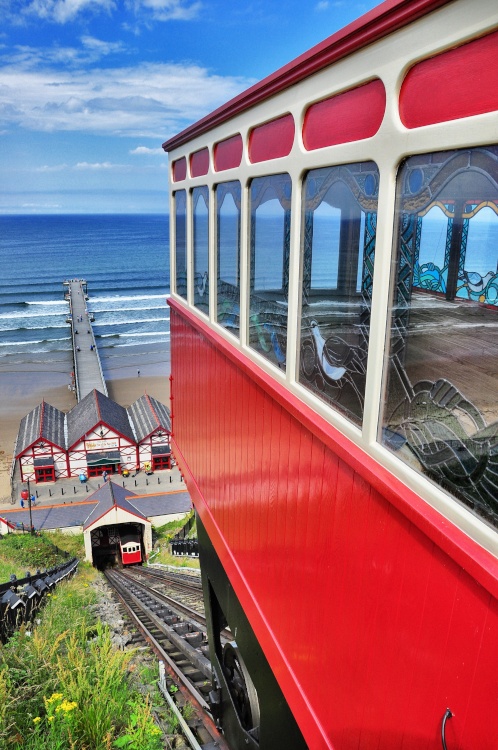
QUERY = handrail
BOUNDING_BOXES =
[441,708,453,750]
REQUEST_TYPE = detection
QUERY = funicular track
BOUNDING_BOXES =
[104,568,230,750]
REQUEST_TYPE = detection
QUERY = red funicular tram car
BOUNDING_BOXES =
[163,1,498,747]
[119,529,142,566]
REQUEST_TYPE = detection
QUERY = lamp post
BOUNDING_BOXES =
[20,478,34,535]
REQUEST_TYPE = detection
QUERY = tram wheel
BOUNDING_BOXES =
[222,641,260,733]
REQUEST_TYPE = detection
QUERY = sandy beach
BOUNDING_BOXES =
[0,347,170,503]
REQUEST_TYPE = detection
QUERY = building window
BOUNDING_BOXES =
[87,464,116,478]
[174,190,187,298]
[153,455,171,470]
[382,146,498,528]
[216,181,241,338]
[298,162,379,424]
[193,186,209,314]
[249,173,292,370]
[35,466,55,482]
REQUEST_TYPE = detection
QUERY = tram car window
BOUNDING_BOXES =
[299,162,379,424]
[382,145,498,529]
[193,186,210,314]
[216,181,241,338]
[249,173,292,370]
[174,190,187,300]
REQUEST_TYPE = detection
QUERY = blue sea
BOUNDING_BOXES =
[1,211,495,379]
[0,214,170,379]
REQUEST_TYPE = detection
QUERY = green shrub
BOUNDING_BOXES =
[0,568,167,749]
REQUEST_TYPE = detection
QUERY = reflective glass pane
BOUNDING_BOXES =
[382,146,498,528]
[249,174,292,370]
[299,162,379,424]
[417,205,448,291]
[174,190,187,298]
[193,186,209,314]
[216,181,241,338]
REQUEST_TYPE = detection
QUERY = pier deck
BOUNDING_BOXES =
[64,279,107,401]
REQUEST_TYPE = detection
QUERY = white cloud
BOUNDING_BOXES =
[3,0,200,24]
[0,55,255,139]
[34,163,68,171]
[19,0,116,24]
[315,1,329,8]
[130,146,164,154]
[126,0,202,22]
[21,201,62,208]
[5,37,128,67]
[80,36,127,57]
[75,161,120,169]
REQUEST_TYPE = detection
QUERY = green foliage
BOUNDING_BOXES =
[181,701,195,722]
[153,548,200,568]
[0,532,71,574]
[0,557,25,581]
[0,569,165,750]
[44,530,85,559]
[151,511,200,568]
[153,511,194,542]
[113,698,162,750]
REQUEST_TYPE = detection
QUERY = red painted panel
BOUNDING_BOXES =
[248,114,295,163]
[169,303,498,750]
[190,147,209,177]
[400,29,498,127]
[122,551,141,565]
[303,79,386,150]
[172,156,187,182]
[213,134,243,171]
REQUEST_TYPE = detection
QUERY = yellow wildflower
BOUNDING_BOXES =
[45,693,63,705]
[33,717,41,724]
[48,716,55,723]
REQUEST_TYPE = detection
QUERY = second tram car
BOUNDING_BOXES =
[163,0,498,747]
[120,532,142,566]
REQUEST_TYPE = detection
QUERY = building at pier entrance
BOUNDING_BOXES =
[15,390,172,483]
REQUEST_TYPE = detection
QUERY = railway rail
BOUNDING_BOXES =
[104,567,230,750]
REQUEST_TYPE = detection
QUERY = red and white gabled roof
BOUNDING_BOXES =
[15,400,66,458]
[67,389,135,451]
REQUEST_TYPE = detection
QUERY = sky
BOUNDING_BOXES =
[0,0,379,214]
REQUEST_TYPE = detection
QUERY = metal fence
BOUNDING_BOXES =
[0,557,79,643]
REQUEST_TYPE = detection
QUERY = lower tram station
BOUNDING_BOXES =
[1,481,192,568]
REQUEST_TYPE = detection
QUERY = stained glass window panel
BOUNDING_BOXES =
[298,162,379,425]
[382,146,498,529]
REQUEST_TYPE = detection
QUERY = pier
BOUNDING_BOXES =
[63,279,108,401]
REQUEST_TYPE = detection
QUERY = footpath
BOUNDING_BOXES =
[1,465,186,512]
